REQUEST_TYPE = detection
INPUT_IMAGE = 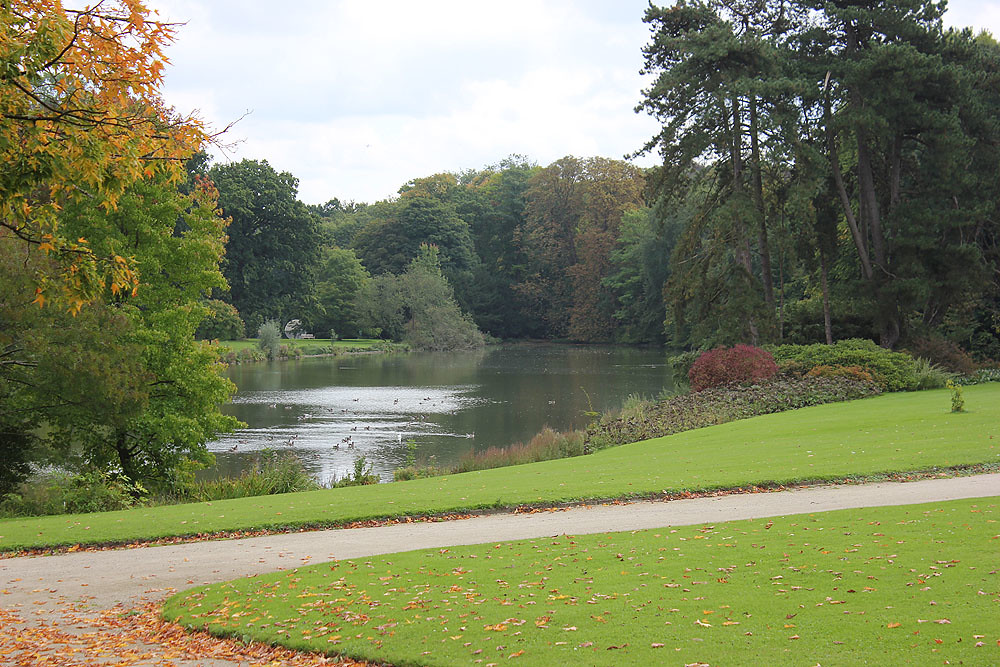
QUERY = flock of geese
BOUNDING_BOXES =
[224,396,473,453]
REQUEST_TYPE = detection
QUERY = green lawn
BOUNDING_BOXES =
[212,338,381,353]
[163,496,1000,666]
[1,384,998,553]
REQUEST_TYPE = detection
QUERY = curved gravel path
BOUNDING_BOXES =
[2,472,999,665]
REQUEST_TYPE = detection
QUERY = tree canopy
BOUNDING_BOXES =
[0,0,208,310]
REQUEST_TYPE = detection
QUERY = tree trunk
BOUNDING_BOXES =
[819,246,833,345]
[749,95,775,308]
[115,433,139,482]
[730,95,759,345]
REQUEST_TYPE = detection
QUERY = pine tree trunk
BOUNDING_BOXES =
[749,95,775,309]
[819,247,833,345]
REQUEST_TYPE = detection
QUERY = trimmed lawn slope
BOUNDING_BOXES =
[163,496,1000,666]
[2,384,998,552]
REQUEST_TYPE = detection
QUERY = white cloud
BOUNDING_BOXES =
[145,0,999,205]
[147,0,657,203]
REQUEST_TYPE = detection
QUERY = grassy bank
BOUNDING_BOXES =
[211,338,382,354]
[163,495,1000,666]
[1,383,998,553]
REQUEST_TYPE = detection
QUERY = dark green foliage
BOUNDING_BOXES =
[604,207,674,344]
[904,336,980,375]
[586,376,881,452]
[352,195,476,284]
[666,350,700,391]
[256,320,282,360]
[461,157,538,338]
[637,0,1000,355]
[355,245,485,351]
[0,470,145,518]
[0,429,32,497]
[195,299,245,341]
[310,246,369,339]
[183,450,320,502]
[769,339,921,392]
[209,159,322,332]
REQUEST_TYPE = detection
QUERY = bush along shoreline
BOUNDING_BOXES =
[585,375,881,452]
[209,339,408,365]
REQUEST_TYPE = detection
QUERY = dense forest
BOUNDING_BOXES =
[2,0,999,496]
[197,0,1000,360]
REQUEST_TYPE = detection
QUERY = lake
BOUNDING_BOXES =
[208,343,672,482]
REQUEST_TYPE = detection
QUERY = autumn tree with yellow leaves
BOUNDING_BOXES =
[1,1,239,498]
[0,0,207,310]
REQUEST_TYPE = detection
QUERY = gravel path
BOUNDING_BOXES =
[2,472,999,665]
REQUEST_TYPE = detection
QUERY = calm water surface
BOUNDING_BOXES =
[209,344,670,482]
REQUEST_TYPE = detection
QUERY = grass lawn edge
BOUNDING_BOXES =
[3,461,998,558]
[2,383,998,555]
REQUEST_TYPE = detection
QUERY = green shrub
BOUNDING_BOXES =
[257,320,282,360]
[776,359,809,378]
[195,299,245,340]
[768,339,920,391]
[586,376,881,452]
[237,347,266,363]
[947,379,965,413]
[905,336,979,375]
[956,367,1000,385]
[666,350,699,391]
[0,429,33,496]
[331,455,379,487]
[185,450,319,502]
[805,364,879,385]
[0,469,145,517]
[911,357,953,390]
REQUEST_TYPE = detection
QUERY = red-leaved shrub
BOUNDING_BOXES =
[688,344,778,392]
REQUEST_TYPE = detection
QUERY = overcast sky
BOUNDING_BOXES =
[146,0,1000,205]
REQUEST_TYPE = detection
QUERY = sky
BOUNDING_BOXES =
[146,0,1000,206]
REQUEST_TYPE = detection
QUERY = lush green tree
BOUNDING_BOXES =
[0,174,240,490]
[460,158,539,338]
[638,1,797,343]
[310,198,373,248]
[352,193,477,293]
[604,205,680,344]
[195,299,246,340]
[356,245,484,351]
[640,0,1000,354]
[209,159,322,331]
[0,1,207,309]
[311,246,370,339]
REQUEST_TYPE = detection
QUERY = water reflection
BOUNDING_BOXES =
[209,344,670,482]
